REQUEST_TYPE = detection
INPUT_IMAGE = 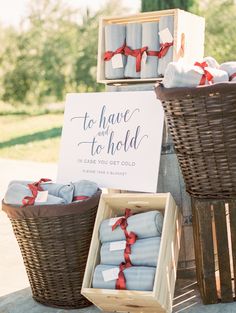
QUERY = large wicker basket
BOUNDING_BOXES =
[2,189,101,309]
[155,82,236,198]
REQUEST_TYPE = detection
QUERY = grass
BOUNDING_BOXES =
[0,113,64,162]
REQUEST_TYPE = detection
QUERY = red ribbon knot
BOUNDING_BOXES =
[21,178,51,207]
[116,261,132,290]
[194,61,214,85]
[104,43,126,61]
[124,46,148,72]
[159,41,174,58]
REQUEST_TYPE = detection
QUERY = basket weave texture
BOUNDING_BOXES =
[2,189,101,309]
[155,82,236,198]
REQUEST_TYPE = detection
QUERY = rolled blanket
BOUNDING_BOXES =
[203,56,219,69]
[124,23,142,78]
[104,24,126,79]
[220,62,236,81]
[99,210,163,243]
[9,180,74,203]
[72,180,98,201]
[100,237,161,267]
[141,22,160,79]
[163,61,229,88]
[4,183,66,206]
[158,16,174,76]
[92,265,156,291]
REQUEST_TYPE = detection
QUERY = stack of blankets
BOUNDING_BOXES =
[104,16,174,79]
[4,179,98,206]
[92,209,164,291]
[162,57,236,88]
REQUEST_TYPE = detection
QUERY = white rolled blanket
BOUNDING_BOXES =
[220,62,236,81]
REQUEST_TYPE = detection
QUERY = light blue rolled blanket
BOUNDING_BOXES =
[100,236,161,267]
[92,265,156,291]
[141,22,160,79]
[104,24,126,79]
[72,180,98,201]
[158,16,174,76]
[220,62,236,81]
[4,183,66,205]
[99,210,163,243]
[124,23,142,78]
[163,61,229,88]
[203,56,219,69]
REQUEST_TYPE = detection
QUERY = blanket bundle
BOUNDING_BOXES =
[162,57,236,88]
[4,179,98,206]
[104,16,174,79]
[92,209,164,291]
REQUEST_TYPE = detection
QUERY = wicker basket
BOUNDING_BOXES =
[155,82,236,198]
[2,189,101,309]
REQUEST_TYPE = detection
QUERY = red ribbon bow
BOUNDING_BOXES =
[159,41,174,58]
[21,178,51,207]
[116,261,132,290]
[194,61,214,85]
[124,45,148,72]
[229,73,236,81]
[104,43,126,61]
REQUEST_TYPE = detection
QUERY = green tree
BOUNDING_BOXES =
[141,0,196,12]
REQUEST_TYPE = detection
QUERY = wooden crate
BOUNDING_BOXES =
[82,193,182,313]
[192,198,236,304]
[97,9,205,84]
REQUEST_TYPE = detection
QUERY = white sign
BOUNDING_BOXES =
[57,91,164,192]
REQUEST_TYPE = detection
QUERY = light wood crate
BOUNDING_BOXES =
[82,193,182,313]
[97,9,205,85]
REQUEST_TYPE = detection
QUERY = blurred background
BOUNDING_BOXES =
[0,0,235,163]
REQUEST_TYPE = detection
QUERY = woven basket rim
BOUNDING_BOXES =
[2,188,102,219]
[155,81,236,101]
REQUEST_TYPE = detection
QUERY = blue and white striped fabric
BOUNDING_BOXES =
[124,23,142,78]
[72,180,98,201]
[163,62,229,88]
[104,24,126,79]
[158,16,174,76]
[100,237,161,267]
[4,183,66,205]
[99,210,164,243]
[92,265,156,291]
[220,62,236,81]
[141,22,160,79]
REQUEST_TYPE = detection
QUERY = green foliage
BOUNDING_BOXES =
[141,0,196,12]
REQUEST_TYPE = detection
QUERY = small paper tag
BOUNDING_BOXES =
[159,28,173,43]
[102,267,119,282]
[109,216,124,226]
[110,240,126,251]
[35,190,48,203]
[112,54,123,69]
[142,51,148,64]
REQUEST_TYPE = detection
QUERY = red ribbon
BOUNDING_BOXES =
[229,73,236,81]
[159,42,174,58]
[21,178,51,207]
[104,43,126,61]
[116,261,132,290]
[194,61,214,85]
[73,195,89,201]
[124,46,148,72]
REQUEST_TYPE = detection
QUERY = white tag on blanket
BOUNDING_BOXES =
[35,190,48,203]
[110,240,126,251]
[109,216,124,226]
[102,267,119,282]
[159,28,173,43]
[142,51,148,64]
[112,54,123,69]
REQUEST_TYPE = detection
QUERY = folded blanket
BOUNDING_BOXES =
[163,61,229,88]
[104,24,126,79]
[203,56,219,69]
[100,236,161,267]
[92,265,156,291]
[4,183,66,205]
[72,180,98,201]
[99,210,163,243]
[140,22,160,79]
[124,23,142,78]
[220,62,236,81]
[158,16,174,76]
